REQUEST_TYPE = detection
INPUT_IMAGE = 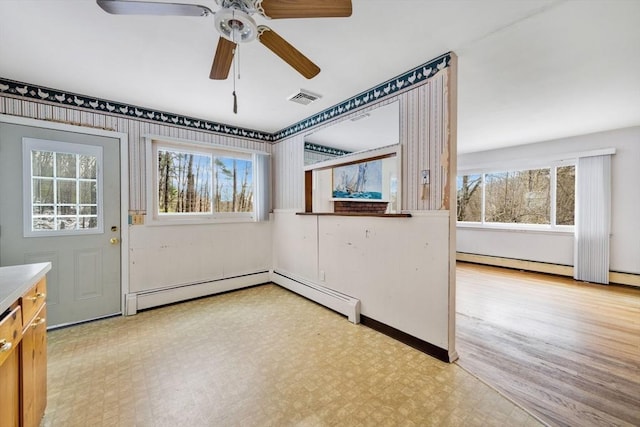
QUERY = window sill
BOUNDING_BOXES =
[144,216,256,226]
[456,222,574,235]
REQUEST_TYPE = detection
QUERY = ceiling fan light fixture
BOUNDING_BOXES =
[215,8,258,43]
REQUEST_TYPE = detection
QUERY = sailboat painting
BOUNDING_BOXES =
[332,159,383,199]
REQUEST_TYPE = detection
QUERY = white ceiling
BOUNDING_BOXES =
[0,0,639,154]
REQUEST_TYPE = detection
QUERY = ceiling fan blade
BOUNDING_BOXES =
[96,0,213,16]
[258,0,352,19]
[210,37,237,80]
[258,27,320,79]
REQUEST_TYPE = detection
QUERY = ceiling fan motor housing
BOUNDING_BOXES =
[215,7,258,43]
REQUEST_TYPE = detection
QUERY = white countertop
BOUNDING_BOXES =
[0,263,52,315]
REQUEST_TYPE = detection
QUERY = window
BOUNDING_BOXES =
[149,138,269,223]
[457,164,575,228]
[456,174,482,222]
[23,138,103,236]
[555,165,575,226]
[485,169,550,224]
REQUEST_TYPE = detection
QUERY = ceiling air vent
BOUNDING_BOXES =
[287,89,321,105]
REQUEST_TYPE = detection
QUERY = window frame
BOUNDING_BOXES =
[457,160,576,232]
[145,137,264,225]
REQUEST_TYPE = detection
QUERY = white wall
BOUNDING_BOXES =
[129,221,271,293]
[457,126,640,275]
[271,211,319,281]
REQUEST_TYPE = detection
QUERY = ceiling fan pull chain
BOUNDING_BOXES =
[232,9,238,114]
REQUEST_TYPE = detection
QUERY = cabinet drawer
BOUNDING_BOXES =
[0,306,23,366]
[21,278,47,326]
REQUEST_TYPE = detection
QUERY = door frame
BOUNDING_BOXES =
[0,114,129,314]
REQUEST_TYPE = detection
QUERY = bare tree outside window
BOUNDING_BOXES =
[214,157,253,213]
[456,174,482,222]
[556,165,575,225]
[156,149,253,215]
[457,165,574,227]
[157,149,212,214]
[485,169,550,224]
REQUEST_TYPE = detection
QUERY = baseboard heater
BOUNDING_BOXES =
[271,269,360,324]
[456,252,640,287]
[128,271,270,314]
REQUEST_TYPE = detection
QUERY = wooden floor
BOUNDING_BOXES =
[455,262,640,427]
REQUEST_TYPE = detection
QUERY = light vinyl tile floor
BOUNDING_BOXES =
[43,284,541,427]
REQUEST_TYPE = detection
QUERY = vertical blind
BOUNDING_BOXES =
[254,153,271,221]
[574,154,611,284]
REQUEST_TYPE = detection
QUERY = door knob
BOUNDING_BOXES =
[110,238,120,245]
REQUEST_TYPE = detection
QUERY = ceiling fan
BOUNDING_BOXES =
[96,0,352,81]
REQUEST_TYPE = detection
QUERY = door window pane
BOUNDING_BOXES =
[79,181,97,204]
[79,206,97,215]
[32,179,54,204]
[58,217,78,230]
[57,206,77,215]
[79,155,97,179]
[57,180,76,204]
[32,151,53,177]
[79,217,98,229]
[33,217,54,230]
[56,153,76,178]
[33,205,54,215]
[26,142,101,234]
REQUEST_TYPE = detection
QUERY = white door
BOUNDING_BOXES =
[0,122,121,327]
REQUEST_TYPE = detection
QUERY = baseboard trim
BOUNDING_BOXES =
[360,315,452,363]
[456,253,640,288]
[133,271,271,311]
[609,271,640,287]
[456,253,573,276]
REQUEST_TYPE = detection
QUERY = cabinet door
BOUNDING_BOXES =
[0,305,22,427]
[0,348,20,427]
[21,304,47,427]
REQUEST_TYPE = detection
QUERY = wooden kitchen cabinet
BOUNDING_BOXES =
[0,264,50,427]
[0,306,23,427]
[21,278,47,427]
